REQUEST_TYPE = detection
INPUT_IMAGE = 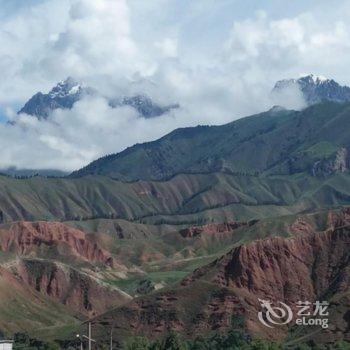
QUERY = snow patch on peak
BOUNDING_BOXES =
[49,77,82,99]
[314,75,328,82]
[18,77,179,120]
[68,85,81,95]
[298,74,329,84]
[272,74,350,107]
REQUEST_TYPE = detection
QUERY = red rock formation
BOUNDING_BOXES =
[94,224,350,342]
[288,217,315,235]
[179,220,257,238]
[10,258,131,317]
[0,221,131,318]
[327,207,350,229]
[185,225,350,339]
[0,221,114,267]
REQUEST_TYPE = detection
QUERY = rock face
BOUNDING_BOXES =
[0,221,131,318]
[18,77,178,120]
[10,258,130,317]
[181,225,349,340]
[0,221,114,267]
[273,74,350,105]
[18,77,93,120]
[184,228,349,299]
[327,207,350,228]
[179,221,257,238]
[93,220,350,342]
[110,95,179,118]
[0,264,80,335]
[312,147,348,177]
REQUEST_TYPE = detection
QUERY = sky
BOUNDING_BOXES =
[0,0,350,172]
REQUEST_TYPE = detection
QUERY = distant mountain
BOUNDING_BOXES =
[272,74,350,105]
[110,94,179,118]
[18,77,178,120]
[0,167,68,178]
[71,101,350,180]
[18,77,94,120]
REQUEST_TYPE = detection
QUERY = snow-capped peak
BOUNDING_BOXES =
[272,74,350,107]
[49,77,82,99]
[18,77,179,120]
[298,74,329,85]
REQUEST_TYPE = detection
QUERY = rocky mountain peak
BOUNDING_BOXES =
[48,77,83,99]
[299,73,328,84]
[17,77,178,120]
[272,74,350,105]
[17,77,91,120]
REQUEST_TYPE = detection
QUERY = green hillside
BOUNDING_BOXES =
[71,101,350,180]
[0,172,349,224]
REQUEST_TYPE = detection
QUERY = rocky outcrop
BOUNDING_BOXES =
[92,281,245,340]
[0,264,81,335]
[0,221,115,267]
[327,207,350,228]
[272,74,350,105]
[0,221,131,320]
[312,147,348,177]
[110,95,179,118]
[190,228,348,295]
[179,220,257,238]
[93,223,350,342]
[288,217,315,235]
[9,258,131,317]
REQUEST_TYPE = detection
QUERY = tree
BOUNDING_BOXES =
[162,332,188,350]
[333,340,350,350]
[124,336,151,350]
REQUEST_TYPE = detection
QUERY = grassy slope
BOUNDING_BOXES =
[72,101,350,180]
[0,265,79,338]
[0,172,350,225]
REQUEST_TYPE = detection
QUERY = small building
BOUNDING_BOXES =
[0,340,13,350]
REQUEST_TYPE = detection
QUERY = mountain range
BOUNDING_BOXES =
[18,77,179,120]
[18,74,350,122]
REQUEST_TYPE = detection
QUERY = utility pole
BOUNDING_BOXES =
[85,322,97,350]
[76,334,83,350]
[89,322,92,350]
[78,322,96,350]
[110,328,113,350]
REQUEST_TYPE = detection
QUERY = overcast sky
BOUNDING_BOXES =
[0,0,350,172]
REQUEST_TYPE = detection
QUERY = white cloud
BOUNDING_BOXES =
[0,96,184,171]
[155,38,178,58]
[224,11,350,82]
[41,0,148,79]
[0,0,70,104]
